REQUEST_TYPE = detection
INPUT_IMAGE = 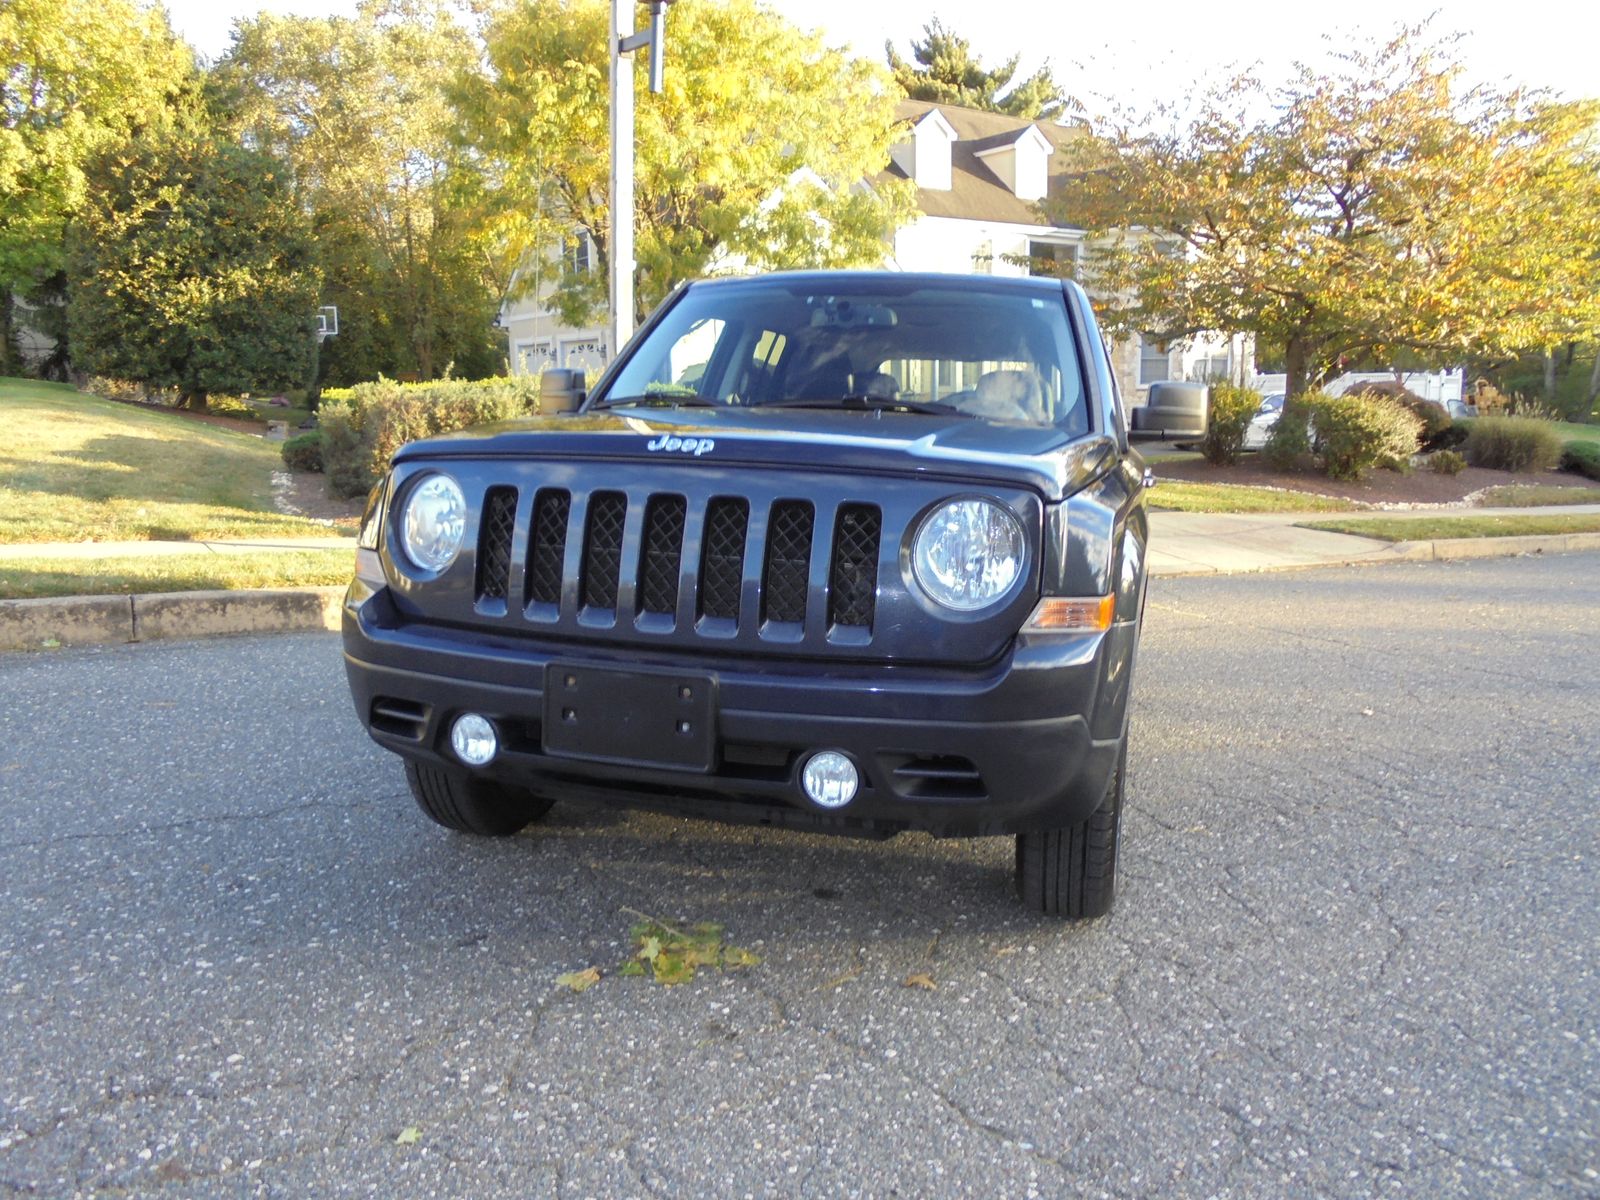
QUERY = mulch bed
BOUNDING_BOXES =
[97,391,268,436]
[1152,458,1600,507]
[278,471,363,526]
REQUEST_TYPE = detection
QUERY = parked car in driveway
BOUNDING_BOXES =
[1242,393,1285,450]
[341,271,1151,918]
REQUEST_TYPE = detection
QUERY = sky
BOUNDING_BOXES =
[163,0,1599,119]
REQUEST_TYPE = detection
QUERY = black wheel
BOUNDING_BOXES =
[1015,743,1125,918]
[404,760,553,837]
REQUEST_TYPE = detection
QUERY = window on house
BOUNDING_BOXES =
[1189,352,1231,382]
[1139,335,1171,387]
[563,231,591,276]
[972,240,994,275]
[1028,241,1078,277]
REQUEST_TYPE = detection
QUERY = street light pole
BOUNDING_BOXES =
[609,0,674,363]
[608,0,636,359]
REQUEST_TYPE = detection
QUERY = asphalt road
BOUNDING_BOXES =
[1,555,1596,1199]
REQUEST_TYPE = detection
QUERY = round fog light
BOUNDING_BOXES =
[802,751,859,809]
[450,713,498,767]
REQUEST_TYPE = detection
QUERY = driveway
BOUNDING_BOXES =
[1,554,1595,1198]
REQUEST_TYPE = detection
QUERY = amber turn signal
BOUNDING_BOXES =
[1022,594,1116,633]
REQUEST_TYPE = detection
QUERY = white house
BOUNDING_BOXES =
[500,98,1251,403]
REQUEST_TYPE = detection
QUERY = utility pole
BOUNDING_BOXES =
[609,0,674,362]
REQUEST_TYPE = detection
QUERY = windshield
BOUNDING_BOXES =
[597,277,1090,430]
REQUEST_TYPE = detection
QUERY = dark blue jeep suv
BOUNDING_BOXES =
[342,271,1150,917]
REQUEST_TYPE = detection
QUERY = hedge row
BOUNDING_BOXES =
[318,377,542,497]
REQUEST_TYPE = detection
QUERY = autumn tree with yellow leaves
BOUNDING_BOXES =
[1050,29,1600,401]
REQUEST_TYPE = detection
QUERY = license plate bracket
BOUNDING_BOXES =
[542,664,715,771]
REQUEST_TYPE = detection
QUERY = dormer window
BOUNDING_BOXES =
[891,108,957,192]
[974,126,1053,201]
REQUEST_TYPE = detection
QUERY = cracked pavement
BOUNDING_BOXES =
[1,553,1596,1198]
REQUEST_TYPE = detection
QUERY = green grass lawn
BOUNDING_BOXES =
[1477,484,1600,507]
[1,377,345,544]
[1549,421,1600,449]
[1302,513,1600,542]
[1148,480,1353,514]
[0,549,354,600]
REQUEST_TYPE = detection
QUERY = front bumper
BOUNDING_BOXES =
[342,581,1133,837]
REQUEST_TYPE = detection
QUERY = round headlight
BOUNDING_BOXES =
[912,498,1025,612]
[400,474,466,573]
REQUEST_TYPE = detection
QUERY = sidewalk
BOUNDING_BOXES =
[1145,504,1600,576]
[0,536,356,561]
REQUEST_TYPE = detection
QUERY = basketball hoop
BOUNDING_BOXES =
[315,305,339,342]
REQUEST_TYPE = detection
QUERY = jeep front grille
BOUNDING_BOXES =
[761,501,814,625]
[475,486,517,604]
[526,488,570,607]
[638,494,687,616]
[699,498,749,622]
[580,491,628,612]
[470,486,885,642]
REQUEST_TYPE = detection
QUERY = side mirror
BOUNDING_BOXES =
[540,368,586,415]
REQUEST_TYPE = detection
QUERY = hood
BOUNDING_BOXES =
[392,405,1118,502]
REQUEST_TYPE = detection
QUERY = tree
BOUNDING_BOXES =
[0,0,193,371]
[887,19,1070,121]
[1051,29,1600,400]
[68,131,321,407]
[210,1,503,384]
[458,0,916,328]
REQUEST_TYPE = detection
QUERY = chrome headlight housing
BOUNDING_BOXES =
[912,497,1025,611]
[400,473,466,573]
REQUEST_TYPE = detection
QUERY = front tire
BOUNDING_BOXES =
[1015,743,1125,918]
[404,761,553,837]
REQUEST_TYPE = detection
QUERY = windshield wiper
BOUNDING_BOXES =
[591,393,721,410]
[757,395,973,417]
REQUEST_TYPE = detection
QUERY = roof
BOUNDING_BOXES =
[882,100,1088,228]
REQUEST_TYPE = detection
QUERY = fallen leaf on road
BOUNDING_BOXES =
[394,1127,421,1146]
[903,972,937,991]
[555,967,601,993]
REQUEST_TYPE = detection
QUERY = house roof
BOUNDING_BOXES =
[883,100,1088,229]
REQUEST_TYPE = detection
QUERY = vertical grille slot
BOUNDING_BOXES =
[638,495,687,616]
[525,489,570,607]
[762,501,814,624]
[698,498,749,621]
[580,491,628,611]
[475,487,518,603]
[827,503,881,630]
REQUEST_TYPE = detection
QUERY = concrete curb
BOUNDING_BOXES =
[1,587,344,653]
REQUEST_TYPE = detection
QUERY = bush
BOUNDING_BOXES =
[1307,392,1424,481]
[1345,383,1453,450]
[1429,449,1466,476]
[319,376,542,497]
[1434,420,1471,450]
[281,430,324,473]
[1560,441,1600,481]
[1261,392,1323,471]
[1199,384,1262,466]
[1463,416,1564,473]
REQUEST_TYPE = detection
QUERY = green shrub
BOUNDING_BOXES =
[1434,420,1471,450]
[280,430,324,473]
[1345,383,1452,449]
[1310,393,1424,481]
[319,376,541,497]
[1463,416,1564,473]
[1560,441,1600,481]
[1199,384,1262,466]
[1261,392,1323,471]
[1429,449,1466,476]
